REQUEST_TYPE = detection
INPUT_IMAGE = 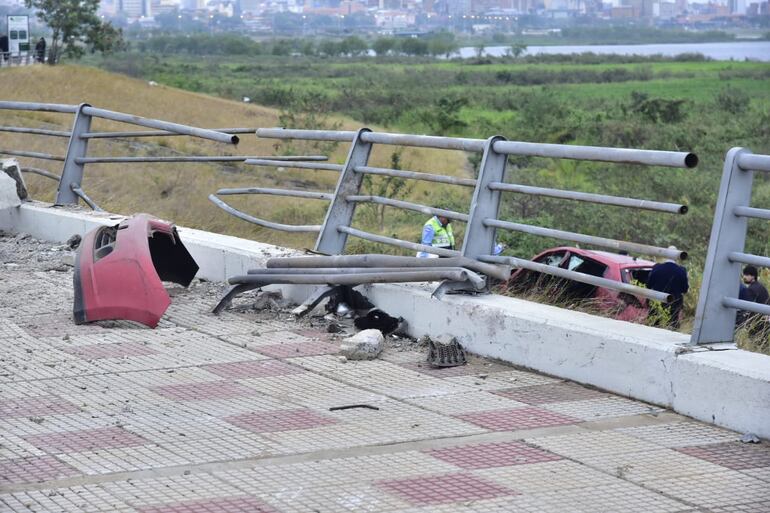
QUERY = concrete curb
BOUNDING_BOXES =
[2,202,769,439]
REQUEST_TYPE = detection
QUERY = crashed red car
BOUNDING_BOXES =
[508,246,655,322]
[74,214,199,328]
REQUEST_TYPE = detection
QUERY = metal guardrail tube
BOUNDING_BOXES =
[81,127,258,139]
[21,167,60,180]
[354,166,477,187]
[248,267,473,275]
[0,101,78,113]
[487,182,687,214]
[265,254,511,281]
[738,153,770,173]
[216,187,333,200]
[0,149,65,161]
[0,126,72,137]
[484,218,686,261]
[244,159,343,172]
[722,296,770,316]
[80,107,238,144]
[345,195,469,222]
[733,206,770,221]
[77,156,249,164]
[208,194,322,233]
[257,128,357,142]
[228,269,485,289]
[338,225,460,258]
[479,254,671,303]
[360,132,486,152]
[70,184,103,211]
[727,252,770,268]
[492,140,698,169]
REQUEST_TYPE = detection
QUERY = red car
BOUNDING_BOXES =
[508,246,655,322]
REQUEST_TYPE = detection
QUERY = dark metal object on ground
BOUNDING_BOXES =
[74,214,199,328]
[354,309,401,334]
[329,405,380,411]
[427,339,467,368]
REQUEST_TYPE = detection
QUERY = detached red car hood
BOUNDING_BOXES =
[74,214,199,328]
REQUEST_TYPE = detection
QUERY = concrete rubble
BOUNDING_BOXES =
[339,328,385,360]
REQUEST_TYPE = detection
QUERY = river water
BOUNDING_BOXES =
[458,41,770,61]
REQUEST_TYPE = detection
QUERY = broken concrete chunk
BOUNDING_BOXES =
[339,329,384,361]
[1,159,27,201]
[740,433,760,444]
[0,172,21,209]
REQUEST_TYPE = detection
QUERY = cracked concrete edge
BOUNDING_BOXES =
[1,201,769,439]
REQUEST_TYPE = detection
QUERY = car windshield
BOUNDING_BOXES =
[622,267,652,285]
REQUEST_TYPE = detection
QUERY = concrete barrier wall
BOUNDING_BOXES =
[2,202,769,438]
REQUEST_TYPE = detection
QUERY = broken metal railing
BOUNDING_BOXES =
[246,128,695,305]
[692,149,770,344]
[0,101,326,209]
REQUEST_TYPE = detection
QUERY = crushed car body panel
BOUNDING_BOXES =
[74,214,199,328]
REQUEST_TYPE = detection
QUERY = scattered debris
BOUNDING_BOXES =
[339,329,384,360]
[74,214,199,328]
[427,336,467,368]
[329,404,380,411]
[741,433,761,444]
[66,234,82,250]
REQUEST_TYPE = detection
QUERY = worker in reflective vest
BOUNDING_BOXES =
[417,215,454,258]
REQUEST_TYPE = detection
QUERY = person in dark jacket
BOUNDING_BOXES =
[34,37,46,63]
[646,247,689,329]
[736,265,769,331]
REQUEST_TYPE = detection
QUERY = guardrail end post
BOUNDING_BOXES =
[691,147,753,345]
[462,135,507,261]
[56,103,92,206]
[314,128,373,255]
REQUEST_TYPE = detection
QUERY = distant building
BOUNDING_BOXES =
[119,0,152,17]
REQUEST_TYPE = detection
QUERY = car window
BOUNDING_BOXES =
[566,255,584,271]
[535,251,567,267]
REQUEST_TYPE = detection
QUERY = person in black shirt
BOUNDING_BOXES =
[736,265,769,332]
[646,248,689,329]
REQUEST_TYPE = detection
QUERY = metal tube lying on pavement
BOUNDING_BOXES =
[217,187,333,200]
[487,182,687,214]
[484,218,686,261]
[480,254,671,303]
[228,269,486,289]
[345,195,469,222]
[266,254,512,281]
[208,194,321,232]
[492,140,698,168]
[244,159,343,172]
[354,166,477,187]
[80,106,238,145]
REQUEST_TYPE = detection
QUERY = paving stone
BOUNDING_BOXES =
[0,455,80,485]
[494,382,609,404]
[254,340,341,358]
[100,474,243,507]
[0,485,132,513]
[23,426,148,454]
[204,359,306,379]
[137,496,277,513]
[710,501,770,512]
[443,370,560,391]
[405,391,528,415]
[526,430,663,459]
[262,483,411,512]
[644,470,770,508]
[61,341,160,360]
[474,459,622,493]
[616,421,739,447]
[225,408,339,433]
[455,407,581,431]
[150,380,255,402]
[676,442,770,470]
[0,395,81,418]
[424,440,562,469]
[57,444,190,474]
[579,448,727,482]
[377,473,517,506]
[540,396,663,421]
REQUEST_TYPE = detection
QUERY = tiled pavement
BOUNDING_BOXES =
[1,237,769,512]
